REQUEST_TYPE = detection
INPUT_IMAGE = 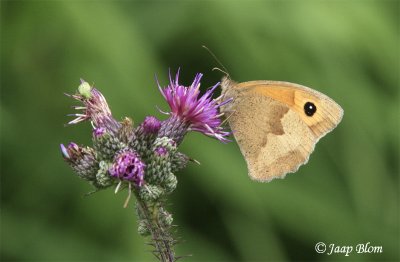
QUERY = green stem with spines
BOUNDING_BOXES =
[134,191,175,262]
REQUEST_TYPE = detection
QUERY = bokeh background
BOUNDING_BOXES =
[1,1,398,261]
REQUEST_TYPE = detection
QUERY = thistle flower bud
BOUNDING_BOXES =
[138,220,150,236]
[60,143,98,181]
[153,137,177,152]
[139,185,164,202]
[142,116,161,135]
[158,208,173,228]
[109,149,146,186]
[93,161,114,188]
[171,152,189,173]
[145,137,177,185]
[132,116,161,157]
[162,173,177,193]
[93,129,125,160]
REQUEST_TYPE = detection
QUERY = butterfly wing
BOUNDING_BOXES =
[221,79,343,182]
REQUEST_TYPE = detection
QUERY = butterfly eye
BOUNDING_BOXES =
[304,102,317,116]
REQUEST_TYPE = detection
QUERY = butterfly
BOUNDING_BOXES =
[220,76,343,182]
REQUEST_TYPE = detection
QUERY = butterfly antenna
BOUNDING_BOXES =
[202,45,230,78]
[212,67,230,77]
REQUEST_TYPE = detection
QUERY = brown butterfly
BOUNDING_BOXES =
[220,77,343,182]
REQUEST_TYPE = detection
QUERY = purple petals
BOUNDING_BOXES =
[155,146,168,157]
[158,71,230,142]
[93,127,106,137]
[142,116,161,135]
[67,80,120,134]
[109,150,146,187]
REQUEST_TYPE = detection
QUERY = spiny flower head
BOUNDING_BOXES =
[60,142,97,181]
[158,70,231,142]
[61,142,94,164]
[142,116,161,135]
[67,80,120,134]
[109,150,146,187]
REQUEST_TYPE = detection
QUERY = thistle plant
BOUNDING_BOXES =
[60,70,230,262]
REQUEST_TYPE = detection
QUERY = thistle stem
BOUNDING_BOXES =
[134,191,175,262]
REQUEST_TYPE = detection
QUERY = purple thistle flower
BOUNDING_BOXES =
[109,150,145,187]
[67,80,120,134]
[158,70,231,143]
[142,116,161,135]
[155,146,168,157]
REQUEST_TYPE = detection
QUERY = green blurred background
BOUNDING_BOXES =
[1,1,398,261]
